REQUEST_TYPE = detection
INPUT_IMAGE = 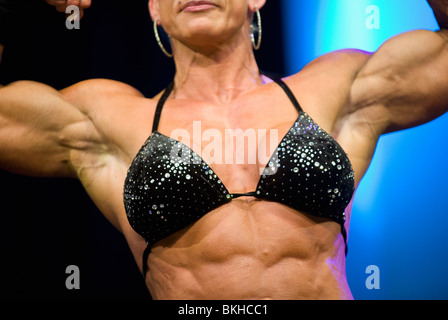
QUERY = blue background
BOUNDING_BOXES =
[282,0,448,299]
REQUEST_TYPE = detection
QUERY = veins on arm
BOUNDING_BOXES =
[348,29,448,135]
[0,81,112,178]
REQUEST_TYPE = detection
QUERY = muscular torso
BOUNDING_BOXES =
[69,51,375,299]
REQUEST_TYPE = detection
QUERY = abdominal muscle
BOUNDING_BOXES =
[144,198,353,300]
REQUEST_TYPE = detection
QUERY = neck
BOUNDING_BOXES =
[170,32,263,104]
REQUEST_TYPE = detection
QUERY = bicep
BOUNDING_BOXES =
[0,81,100,177]
[350,29,448,134]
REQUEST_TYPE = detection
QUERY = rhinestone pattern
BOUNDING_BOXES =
[123,111,355,249]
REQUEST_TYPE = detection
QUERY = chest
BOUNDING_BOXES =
[150,84,348,193]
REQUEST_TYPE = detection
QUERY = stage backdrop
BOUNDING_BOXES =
[282,0,448,300]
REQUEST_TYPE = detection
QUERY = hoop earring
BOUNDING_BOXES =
[250,8,262,50]
[153,19,173,58]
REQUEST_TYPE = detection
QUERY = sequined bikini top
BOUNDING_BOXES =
[123,75,355,276]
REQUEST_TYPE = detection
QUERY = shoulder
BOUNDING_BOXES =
[61,78,145,98]
[58,79,157,156]
[60,79,146,112]
[281,49,372,104]
[283,49,372,96]
[312,49,371,65]
[292,49,372,79]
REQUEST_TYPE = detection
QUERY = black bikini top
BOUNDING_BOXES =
[123,75,355,276]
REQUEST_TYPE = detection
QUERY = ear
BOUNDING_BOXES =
[248,0,266,12]
[148,0,159,22]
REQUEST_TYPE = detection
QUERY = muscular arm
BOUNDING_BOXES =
[0,81,104,177]
[349,1,448,135]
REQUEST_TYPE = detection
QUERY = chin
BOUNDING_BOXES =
[178,24,226,44]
